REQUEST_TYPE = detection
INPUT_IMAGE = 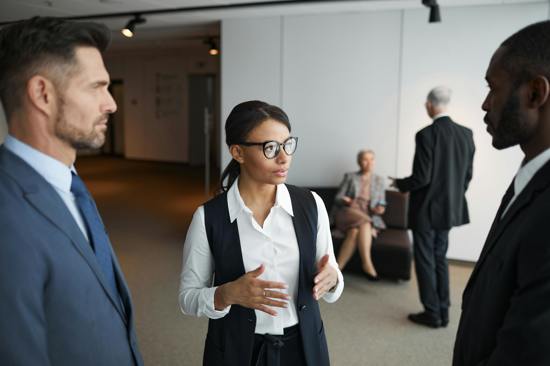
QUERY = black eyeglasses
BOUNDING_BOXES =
[237,136,298,159]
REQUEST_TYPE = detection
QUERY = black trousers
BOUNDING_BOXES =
[251,325,307,366]
[412,229,451,319]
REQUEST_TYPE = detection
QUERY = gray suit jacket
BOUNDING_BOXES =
[331,171,386,229]
[0,146,143,366]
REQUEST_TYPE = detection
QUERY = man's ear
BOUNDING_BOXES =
[527,75,550,108]
[229,144,245,164]
[26,74,57,118]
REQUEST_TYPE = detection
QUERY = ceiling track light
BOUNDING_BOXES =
[421,0,441,23]
[0,1,449,27]
[121,14,146,38]
[204,37,219,56]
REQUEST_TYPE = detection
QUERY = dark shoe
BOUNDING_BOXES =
[408,312,441,328]
[364,272,380,281]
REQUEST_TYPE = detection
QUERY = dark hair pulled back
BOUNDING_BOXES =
[220,100,291,192]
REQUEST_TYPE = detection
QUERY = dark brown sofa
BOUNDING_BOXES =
[311,188,413,281]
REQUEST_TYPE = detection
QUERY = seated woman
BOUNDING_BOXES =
[332,149,386,280]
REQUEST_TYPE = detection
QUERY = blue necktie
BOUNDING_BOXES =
[71,172,119,297]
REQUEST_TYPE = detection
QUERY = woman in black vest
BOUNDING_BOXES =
[179,100,343,366]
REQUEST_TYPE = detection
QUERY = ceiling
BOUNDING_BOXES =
[0,0,414,48]
[0,0,543,48]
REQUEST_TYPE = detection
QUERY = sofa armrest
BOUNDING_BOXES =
[382,190,409,229]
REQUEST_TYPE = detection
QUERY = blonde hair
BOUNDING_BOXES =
[356,149,375,165]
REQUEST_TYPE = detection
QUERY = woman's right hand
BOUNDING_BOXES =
[214,264,289,316]
[342,196,353,206]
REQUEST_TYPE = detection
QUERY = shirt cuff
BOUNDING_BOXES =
[322,265,344,303]
[202,286,231,319]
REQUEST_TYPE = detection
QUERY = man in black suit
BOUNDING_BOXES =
[390,86,475,328]
[453,21,550,365]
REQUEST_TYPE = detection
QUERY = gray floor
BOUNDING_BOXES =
[78,157,473,366]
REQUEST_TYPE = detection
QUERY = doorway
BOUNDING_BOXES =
[188,74,218,194]
[103,80,125,156]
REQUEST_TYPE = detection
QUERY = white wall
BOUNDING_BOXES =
[282,11,402,185]
[221,2,549,261]
[398,4,546,260]
[0,102,6,144]
[105,47,218,162]
[222,17,283,109]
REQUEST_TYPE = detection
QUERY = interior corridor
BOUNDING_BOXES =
[77,156,473,366]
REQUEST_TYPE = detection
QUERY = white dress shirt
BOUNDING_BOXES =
[179,179,344,335]
[502,147,550,218]
[3,134,89,240]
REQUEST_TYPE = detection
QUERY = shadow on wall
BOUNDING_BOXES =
[0,102,7,144]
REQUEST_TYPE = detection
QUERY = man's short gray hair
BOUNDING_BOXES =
[427,86,452,107]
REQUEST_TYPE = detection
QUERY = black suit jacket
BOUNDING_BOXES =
[453,159,550,366]
[395,116,475,230]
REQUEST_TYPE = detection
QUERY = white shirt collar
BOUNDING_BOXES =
[227,178,294,222]
[3,134,75,193]
[514,147,550,196]
[432,113,449,121]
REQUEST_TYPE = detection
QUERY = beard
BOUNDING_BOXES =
[490,91,534,150]
[54,95,107,150]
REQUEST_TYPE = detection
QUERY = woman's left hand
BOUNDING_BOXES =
[313,254,338,300]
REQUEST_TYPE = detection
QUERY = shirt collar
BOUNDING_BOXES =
[432,113,449,121]
[3,134,75,193]
[227,178,294,222]
[276,183,294,217]
[514,147,550,196]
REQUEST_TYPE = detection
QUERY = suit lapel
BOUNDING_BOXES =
[473,182,514,265]
[24,191,127,322]
[0,147,128,323]
[465,161,550,294]
[111,252,132,320]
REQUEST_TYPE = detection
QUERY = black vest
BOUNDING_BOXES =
[202,184,330,366]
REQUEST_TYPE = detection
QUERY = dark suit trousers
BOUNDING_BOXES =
[413,229,450,319]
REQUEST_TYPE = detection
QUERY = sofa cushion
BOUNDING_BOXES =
[374,228,411,250]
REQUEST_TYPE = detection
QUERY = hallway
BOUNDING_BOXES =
[78,156,472,366]
[77,156,210,365]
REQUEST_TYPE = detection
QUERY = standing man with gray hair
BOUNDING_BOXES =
[390,86,475,328]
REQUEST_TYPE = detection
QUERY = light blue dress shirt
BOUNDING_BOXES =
[4,134,89,240]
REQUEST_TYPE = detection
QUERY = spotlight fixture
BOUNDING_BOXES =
[422,0,441,23]
[205,37,219,56]
[121,14,146,38]
[428,5,441,23]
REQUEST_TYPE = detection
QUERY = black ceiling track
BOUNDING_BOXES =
[0,0,372,26]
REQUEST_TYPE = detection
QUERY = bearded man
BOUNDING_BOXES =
[0,17,143,366]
